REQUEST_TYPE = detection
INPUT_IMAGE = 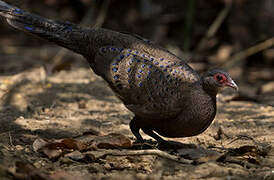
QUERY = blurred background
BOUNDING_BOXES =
[0,0,274,105]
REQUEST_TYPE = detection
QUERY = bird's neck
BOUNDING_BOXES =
[201,80,219,97]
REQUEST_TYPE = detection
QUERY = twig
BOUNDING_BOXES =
[222,37,274,69]
[0,88,8,100]
[93,0,111,28]
[94,149,193,164]
[196,2,232,51]
[223,158,258,169]
[9,131,14,147]
[226,135,257,146]
[49,0,110,73]
[183,0,196,51]
[49,101,56,109]
[80,2,97,27]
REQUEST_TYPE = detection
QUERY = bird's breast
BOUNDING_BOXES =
[153,91,217,138]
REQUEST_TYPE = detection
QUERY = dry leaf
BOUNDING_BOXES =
[91,133,132,149]
[33,138,49,152]
[33,138,88,159]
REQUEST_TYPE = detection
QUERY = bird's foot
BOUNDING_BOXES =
[132,139,158,149]
[157,140,191,151]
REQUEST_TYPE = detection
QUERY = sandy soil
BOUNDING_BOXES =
[0,62,273,179]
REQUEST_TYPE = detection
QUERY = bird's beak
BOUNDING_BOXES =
[225,79,238,91]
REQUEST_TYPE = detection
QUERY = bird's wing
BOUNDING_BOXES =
[93,47,199,118]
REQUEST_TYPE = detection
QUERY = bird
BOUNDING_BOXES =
[0,1,238,145]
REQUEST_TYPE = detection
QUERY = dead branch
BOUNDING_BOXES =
[92,149,193,164]
[49,0,110,73]
[222,37,274,69]
[226,135,257,146]
[196,2,232,51]
[93,0,111,28]
[8,131,14,147]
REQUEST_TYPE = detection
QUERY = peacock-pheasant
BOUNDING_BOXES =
[0,1,238,144]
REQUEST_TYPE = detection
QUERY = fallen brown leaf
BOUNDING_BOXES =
[33,138,87,159]
[33,133,131,160]
[91,133,132,149]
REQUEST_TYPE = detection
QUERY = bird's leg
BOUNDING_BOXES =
[142,128,181,150]
[129,117,144,143]
[141,128,167,144]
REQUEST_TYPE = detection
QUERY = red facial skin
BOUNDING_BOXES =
[213,73,227,84]
[213,73,238,90]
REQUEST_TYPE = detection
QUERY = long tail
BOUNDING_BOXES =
[0,0,91,57]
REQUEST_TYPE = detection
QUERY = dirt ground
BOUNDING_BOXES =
[0,0,273,179]
[0,54,272,180]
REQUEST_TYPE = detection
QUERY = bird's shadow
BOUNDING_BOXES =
[131,139,197,150]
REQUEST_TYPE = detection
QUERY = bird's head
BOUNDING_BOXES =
[201,69,238,95]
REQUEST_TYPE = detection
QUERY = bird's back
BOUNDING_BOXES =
[0,0,201,119]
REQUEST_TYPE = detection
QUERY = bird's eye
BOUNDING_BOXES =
[214,73,226,82]
[216,75,223,81]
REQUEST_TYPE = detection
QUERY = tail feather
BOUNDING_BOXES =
[0,0,90,57]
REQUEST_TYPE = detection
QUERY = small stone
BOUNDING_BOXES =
[78,100,86,109]
[65,151,84,161]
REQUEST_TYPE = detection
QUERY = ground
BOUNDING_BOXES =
[0,56,273,180]
[0,0,273,179]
